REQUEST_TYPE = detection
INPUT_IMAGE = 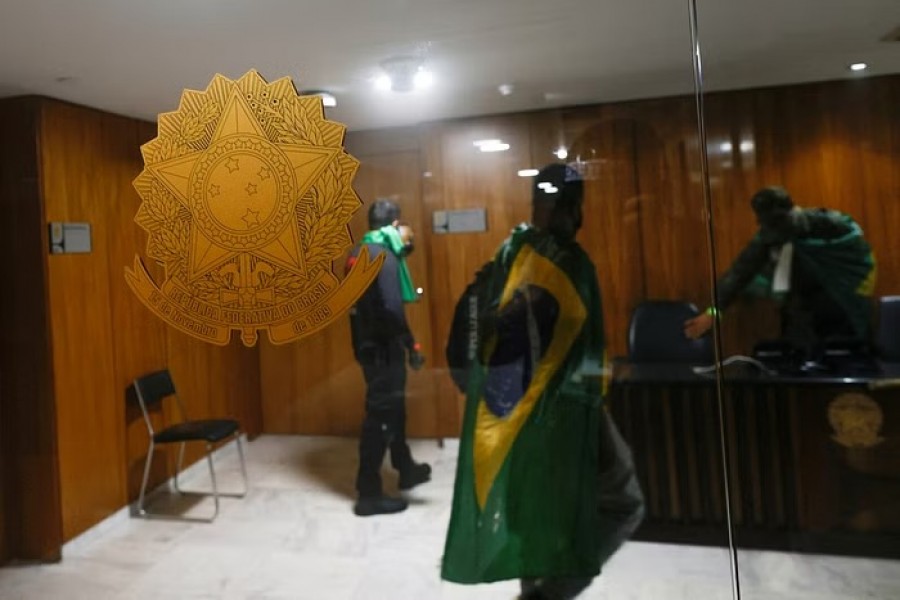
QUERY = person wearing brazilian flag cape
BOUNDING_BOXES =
[441,164,645,599]
[684,186,877,354]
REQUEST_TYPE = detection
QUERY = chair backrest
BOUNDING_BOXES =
[628,300,714,363]
[133,369,176,410]
[877,296,900,362]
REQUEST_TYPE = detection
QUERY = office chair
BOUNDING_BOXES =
[876,296,900,362]
[628,300,714,363]
[132,369,248,522]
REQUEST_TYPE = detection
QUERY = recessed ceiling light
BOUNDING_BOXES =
[849,62,868,72]
[555,147,568,160]
[374,74,392,91]
[498,83,515,96]
[414,68,434,90]
[518,169,539,177]
[719,142,733,153]
[474,139,510,152]
[739,141,754,153]
[479,142,510,153]
[376,56,433,92]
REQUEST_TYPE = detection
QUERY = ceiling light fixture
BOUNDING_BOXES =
[301,90,337,107]
[375,56,434,92]
[479,142,510,153]
[555,147,568,160]
[849,62,868,72]
[473,139,510,152]
[498,83,515,96]
[518,169,539,177]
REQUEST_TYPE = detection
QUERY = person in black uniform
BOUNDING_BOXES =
[348,199,430,516]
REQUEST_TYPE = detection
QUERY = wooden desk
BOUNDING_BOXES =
[609,361,900,558]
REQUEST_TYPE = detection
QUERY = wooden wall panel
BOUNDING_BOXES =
[259,75,900,435]
[564,108,645,357]
[40,102,128,542]
[706,78,900,355]
[260,134,449,437]
[39,100,262,542]
[0,98,63,561]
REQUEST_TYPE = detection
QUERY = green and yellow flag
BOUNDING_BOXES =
[442,225,606,583]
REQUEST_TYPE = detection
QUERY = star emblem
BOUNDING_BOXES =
[258,166,272,180]
[242,208,261,228]
[208,184,221,197]
[147,90,340,281]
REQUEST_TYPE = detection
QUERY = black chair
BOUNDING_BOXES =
[133,369,248,522]
[877,296,900,362]
[628,300,714,363]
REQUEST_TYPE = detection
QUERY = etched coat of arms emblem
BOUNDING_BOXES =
[828,392,885,449]
[126,71,382,346]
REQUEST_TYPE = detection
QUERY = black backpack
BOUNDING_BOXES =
[445,261,496,393]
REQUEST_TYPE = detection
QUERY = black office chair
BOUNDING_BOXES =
[877,296,900,362]
[132,369,248,522]
[628,300,714,363]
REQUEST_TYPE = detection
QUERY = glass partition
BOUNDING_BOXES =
[696,1,900,598]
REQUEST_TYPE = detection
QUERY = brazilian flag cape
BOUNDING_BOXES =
[745,212,877,338]
[792,216,876,339]
[442,225,606,584]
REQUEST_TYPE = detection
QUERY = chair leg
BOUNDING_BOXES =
[205,443,220,522]
[137,440,155,517]
[235,432,249,497]
[135,435,247,522]
[173,442,187,494]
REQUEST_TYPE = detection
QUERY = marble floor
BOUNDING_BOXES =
[1,435,898,599]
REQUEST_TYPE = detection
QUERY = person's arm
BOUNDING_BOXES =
[685,236,771,339]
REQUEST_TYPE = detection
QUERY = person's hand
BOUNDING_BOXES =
[684,313,714,339]
[409,343,426,370]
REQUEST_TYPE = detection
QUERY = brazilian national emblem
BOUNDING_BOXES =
[126,71,382,346]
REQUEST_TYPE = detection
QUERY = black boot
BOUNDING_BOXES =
[398,462,432,490]
[354,495,408,517]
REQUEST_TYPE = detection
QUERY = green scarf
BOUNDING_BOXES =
[442,225,606,583]
[362,226,417,303]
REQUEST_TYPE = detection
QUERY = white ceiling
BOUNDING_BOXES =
[0,0,897,131]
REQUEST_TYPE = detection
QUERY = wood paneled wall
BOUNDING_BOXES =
[0,98,63,562]
[38,100,263,542]
[260,127,457,437]
[258,75,900,436]
[0,98,263,554]
[704,78,900,353]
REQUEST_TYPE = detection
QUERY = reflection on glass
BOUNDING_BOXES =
[699,1,900,597]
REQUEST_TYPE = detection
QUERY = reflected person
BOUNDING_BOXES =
[347,199,430,517]
[442,164,644,599]
[685,187,877,355]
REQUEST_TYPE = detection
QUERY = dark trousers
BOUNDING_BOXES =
[355,342,414,497]
[521,409,645,599]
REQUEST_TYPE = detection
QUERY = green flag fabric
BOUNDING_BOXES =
[361,225,418,303]
[792,216,876,339]
[739,212,876,338]
[442,225,606,584]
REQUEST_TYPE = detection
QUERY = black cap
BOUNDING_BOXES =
[532,163,584,207]
[751,187,793,219]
